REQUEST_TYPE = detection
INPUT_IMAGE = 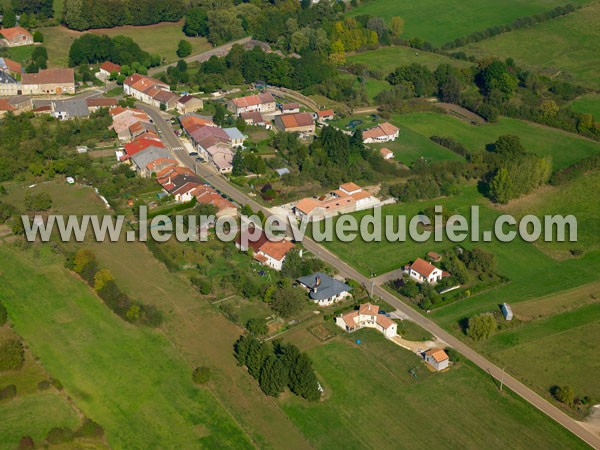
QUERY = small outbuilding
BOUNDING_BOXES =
[501,303,513,321]
[424,348,449,371]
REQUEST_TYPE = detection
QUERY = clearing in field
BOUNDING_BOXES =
[346,0,590,47]
[281,329,589,449]
[39,22,210,68]
[570,93,600,120]
[346,45,472,75]
[457,2,600,89]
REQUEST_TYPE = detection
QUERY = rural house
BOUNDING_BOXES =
[0,26,33,47]
[228,92,276,115]
[335,303,397,338]
[380,148,394,160]
[0,57,22,76]
[297,272,352,306]
[0,95,32,117]
[98,61,121,77]
[280,102,300,114]
[124,74,178,109]
[405,258,443,284]
[316,109,335,121]
[21,68,75,95]
[274,112,315,134]
[235,227,295,271]
[177,95,204,114]
[362,122,400,143]
[293,183,378,220]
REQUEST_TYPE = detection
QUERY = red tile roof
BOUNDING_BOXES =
[410,258,439,278]
[232,92,275,108]
[2,57,21,74]
[258,239,295,261]
[124,138,165,157]
[425,348,449,363]
[100,61,121,73]
[22,68,74,86]
[363,122,399,140]
[317,109,334,118]
[278,112,314,129]
[0,99,15,112]
[0,27,32,41]
[86,97,118,108]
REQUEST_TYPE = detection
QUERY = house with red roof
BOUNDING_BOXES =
[362,122,400,144]
[293,183,378,220]
[380,148,394,160]
[235,227,295,271]
[335,303,397,338]
[424,348,449,371]
[227,92,276,115]
[99,61,121,77]
[123,138,165,160]
[123,73,179,109]
[316,109,335,121]
[0,27,33,46]
[274,112,315,134]
[21,68,75,95]
[405,258,443,284]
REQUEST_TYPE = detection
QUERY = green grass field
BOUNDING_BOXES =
[331,113,465,164]
[281,329,589,449]
[397,112,600,170]
[39,22,210,67]
[0,246,253,449]
[501,171,600,258]
[481,302,600,407]
[570,93,600,120]
[346,0,590,47]
[0,392,82,450]
[347,45,472,75]
[457,2,600,89]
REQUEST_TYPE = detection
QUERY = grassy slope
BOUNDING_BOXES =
[346,45,472,74]
[281,329,589,450]
[397,112,600,170]
[0,392,81,450]
[346,0,590,47]
[330,114,465,165]
[0,246,253,449]
[457,2,600,89]
[39,22,210,68]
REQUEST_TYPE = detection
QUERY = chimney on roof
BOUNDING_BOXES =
[313,276,321,293]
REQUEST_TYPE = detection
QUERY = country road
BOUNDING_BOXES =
[148,37,265,75]
[136,102,600,450]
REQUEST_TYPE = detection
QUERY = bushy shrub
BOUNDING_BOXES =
[0,384,16,400]
[192,366,211,385]
[0,339,24,371]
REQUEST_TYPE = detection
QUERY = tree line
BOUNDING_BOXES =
[68,33,161,68]
[62,0,184,30]
[441,4,581,50]
[65,249,163,326]
[234,335,321,401]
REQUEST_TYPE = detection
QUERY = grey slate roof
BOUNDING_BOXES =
[223,127,245,141]
[52,99,89,118]
[130,146,171,171]
[297,272,351,301]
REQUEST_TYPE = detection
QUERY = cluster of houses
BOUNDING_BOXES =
[227,91,334,137]
[179,113,245,173]
[107,105,237,217]
[292,182,380,220]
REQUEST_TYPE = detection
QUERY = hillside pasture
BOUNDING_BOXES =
[457,2,600,89]
[346,45,472,75]
[397,112,600,170]
[0,246,253,449]
[346,0,590,47]
[39,22,210,67]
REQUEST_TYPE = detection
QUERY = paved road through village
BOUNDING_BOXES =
[137,103,600,449]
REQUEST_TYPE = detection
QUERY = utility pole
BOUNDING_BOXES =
[370,281,374,299]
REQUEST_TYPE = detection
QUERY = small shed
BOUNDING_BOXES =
[501,303,513,321]
[275,168,290,177]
